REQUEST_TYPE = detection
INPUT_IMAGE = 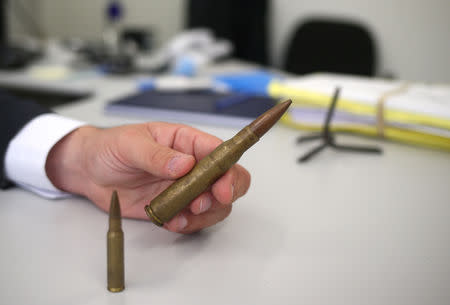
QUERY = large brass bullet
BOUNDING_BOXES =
[107,190,124,292]
[144,99,292,226]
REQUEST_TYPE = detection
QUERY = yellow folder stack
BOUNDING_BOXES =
[268,73,450,151]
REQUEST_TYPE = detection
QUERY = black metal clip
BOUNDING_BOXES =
[297,87,382,163]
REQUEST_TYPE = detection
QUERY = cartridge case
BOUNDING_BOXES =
[107,230,124,292]
[144,99,292,226]
[107,191,124,292]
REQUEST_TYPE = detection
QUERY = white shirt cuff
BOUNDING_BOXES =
[4,113,86,199]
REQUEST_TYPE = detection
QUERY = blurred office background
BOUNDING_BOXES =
[7,0,450,82]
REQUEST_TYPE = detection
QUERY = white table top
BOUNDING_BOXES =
[1,73,450,305]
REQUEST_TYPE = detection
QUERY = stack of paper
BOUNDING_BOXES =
[268,73,450,151]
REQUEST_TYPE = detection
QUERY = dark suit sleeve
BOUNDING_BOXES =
[0,91,51,188]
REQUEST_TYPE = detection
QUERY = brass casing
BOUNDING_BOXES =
[145,126,259,226]
[107,228,124,292]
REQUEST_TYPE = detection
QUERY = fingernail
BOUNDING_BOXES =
[177,214,188,231]
[199,197,212,214]
[230,185,234,201]
[168,155,188,174]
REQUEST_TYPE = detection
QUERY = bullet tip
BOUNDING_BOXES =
[248,99,292,138]
[109,190,121,219]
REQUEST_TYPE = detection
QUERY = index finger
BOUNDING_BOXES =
[147,122,223,161]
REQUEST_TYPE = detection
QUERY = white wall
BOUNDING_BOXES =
[37,0,184,47]
[10,0,450,82]
[8,0,44,39]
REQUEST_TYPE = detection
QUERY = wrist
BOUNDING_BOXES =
[45,125,99,196]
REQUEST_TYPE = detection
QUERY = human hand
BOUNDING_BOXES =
[45,122,251,234]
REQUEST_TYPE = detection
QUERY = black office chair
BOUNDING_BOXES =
[185,0,269,66]
[283,18,377,76]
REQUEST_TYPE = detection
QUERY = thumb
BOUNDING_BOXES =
[121,132,196,179]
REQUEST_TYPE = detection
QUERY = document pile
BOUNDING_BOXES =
[268,73,450,151]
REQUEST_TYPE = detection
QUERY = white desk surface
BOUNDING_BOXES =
[1,72,450,305]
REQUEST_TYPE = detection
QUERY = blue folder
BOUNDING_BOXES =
[105,89,276,127]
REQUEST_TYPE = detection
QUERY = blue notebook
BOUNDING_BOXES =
[105,90,276,127]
